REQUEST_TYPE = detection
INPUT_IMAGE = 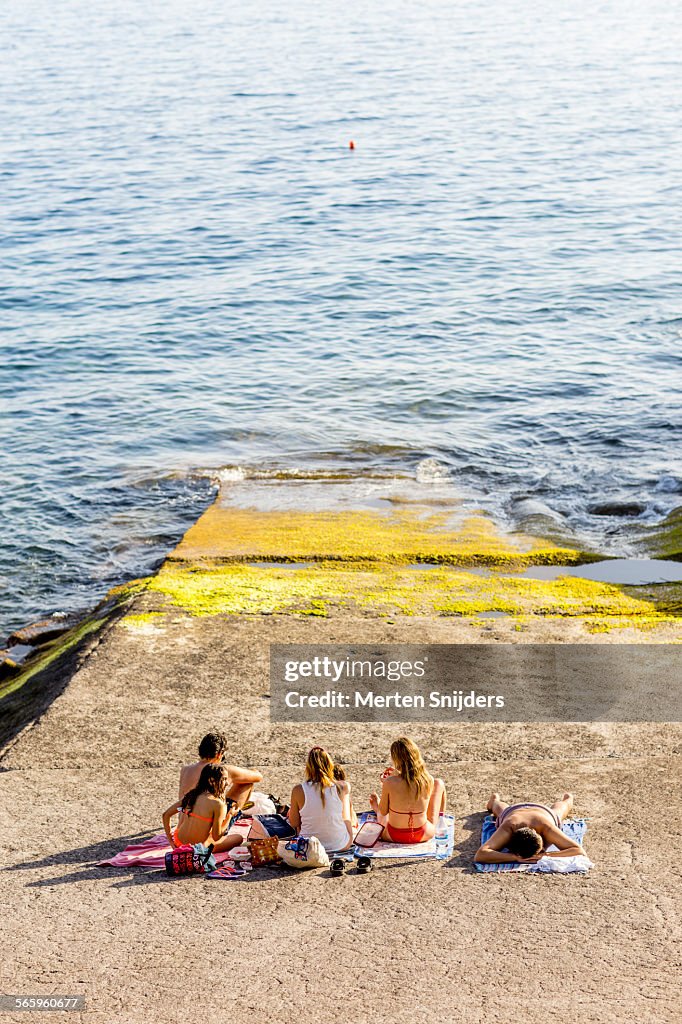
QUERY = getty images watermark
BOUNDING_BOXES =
[281,653,504,713]
[270,644,682,723]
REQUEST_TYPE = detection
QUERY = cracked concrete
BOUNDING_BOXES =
[2,485,680,1023]
[1,610,680,1024]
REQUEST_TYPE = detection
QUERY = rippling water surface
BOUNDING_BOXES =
[1,0,681,635]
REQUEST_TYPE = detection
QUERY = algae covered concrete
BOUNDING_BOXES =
[146,478,681,634]
[1,480,680,1024]
[170,477,587,565]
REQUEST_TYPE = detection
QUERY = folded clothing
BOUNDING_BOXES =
[474,816,592,873]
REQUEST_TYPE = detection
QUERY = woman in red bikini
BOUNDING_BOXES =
[368,736,446,844]
[162,764,243,853]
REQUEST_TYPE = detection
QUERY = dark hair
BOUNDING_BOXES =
[198,731,227,760]
[332,763,347,781]
[181,764,229,814]
[507,827,543,858]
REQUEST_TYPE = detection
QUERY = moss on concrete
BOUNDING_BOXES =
[0,616,105,701]
[0,579,144,703]
[640,506,682,560]
[121,612,165,631]
[170,504,593,566]
[146,560,677,630]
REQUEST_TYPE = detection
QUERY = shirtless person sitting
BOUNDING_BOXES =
[163,764,244,853]
[179,731,263,811]
[474,791,584,864]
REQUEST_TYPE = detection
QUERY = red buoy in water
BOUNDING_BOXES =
[349,140,355,150]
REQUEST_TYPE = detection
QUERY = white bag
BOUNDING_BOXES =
[278,835,330,870]
[244,792,276,817]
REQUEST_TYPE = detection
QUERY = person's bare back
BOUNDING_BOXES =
[178,732,264,808]
[178,759,207,801]
[475,791,583,864]
[368,737,447,844]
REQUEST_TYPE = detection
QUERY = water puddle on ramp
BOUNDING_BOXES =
[521,558,682,586]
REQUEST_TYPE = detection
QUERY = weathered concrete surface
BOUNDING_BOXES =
[1,611,681,1024]
[1,484,680,1024]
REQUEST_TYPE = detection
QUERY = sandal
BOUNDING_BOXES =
[356,857,372,873]
[330,858,346,877]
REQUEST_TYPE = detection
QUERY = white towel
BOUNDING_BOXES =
[530,844,594,874]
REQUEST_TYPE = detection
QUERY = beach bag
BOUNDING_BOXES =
[165,843,217,877]
[278,836,330,870]
[247,836,282,866]
[244,792,277,817]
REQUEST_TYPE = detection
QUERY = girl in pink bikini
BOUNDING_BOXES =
[162,764,243,853]
[369,736,447,844]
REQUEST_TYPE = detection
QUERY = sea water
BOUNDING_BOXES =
[1,0,681,635]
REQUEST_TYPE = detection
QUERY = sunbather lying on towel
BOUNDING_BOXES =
[178,731,263,809]
[369,736,446,844]
[163,764,243,853]
[474,792,584,864]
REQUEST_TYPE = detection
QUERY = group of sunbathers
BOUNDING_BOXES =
[162,731,585,863]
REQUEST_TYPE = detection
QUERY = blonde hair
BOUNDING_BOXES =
[390,736,432,799]
[305,747,337,806]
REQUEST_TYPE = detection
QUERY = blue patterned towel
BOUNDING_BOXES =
[474,815,591,873]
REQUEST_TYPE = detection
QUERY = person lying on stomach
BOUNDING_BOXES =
[474,792,584,864]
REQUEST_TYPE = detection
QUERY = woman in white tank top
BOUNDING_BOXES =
[288,747,354,852]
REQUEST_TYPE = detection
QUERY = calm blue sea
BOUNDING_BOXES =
[1,0,681,636]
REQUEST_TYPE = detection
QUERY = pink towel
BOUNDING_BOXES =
[100,819,251,869]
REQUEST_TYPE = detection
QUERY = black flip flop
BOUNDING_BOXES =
[356,857,372,873]
[330,858,346,876]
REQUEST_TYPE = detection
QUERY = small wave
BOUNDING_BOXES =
[216,466,248,483]
[509,497,565,522]
[415,458,452,483]
[213,464,406,484]
[654,475,681,494]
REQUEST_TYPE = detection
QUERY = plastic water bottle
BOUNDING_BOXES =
[435,814,449,861]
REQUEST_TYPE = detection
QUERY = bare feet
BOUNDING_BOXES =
[551,791,574,822]
[486,792,500,813]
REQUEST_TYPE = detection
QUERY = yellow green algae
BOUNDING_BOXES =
[144,498,679,632]
[121,611,165,630]
[145,560,677,631]
[170,505,593,566]
[106,578,150,600]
